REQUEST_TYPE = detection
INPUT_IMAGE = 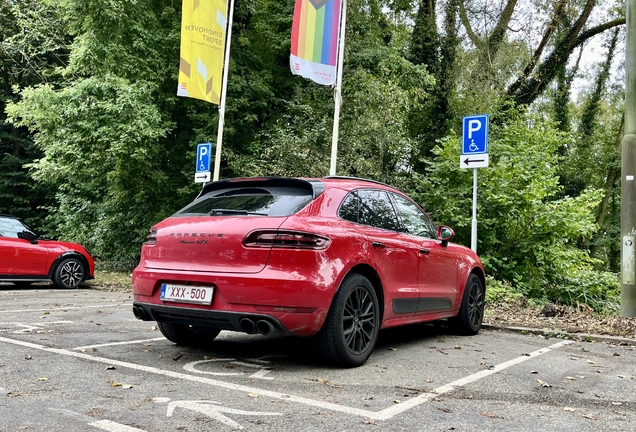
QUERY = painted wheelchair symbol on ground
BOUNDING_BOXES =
[152,397,281,430]
[183,355,286,380]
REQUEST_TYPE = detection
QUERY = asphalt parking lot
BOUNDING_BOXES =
[1,284,635,432]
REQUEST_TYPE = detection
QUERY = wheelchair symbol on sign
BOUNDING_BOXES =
[199,161,206,171]
[469,140,478,152]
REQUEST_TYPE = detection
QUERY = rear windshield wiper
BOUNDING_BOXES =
[209,209,267,216]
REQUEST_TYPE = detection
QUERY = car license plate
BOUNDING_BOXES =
[160,284,213,305]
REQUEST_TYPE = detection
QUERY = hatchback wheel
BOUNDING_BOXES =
[451,274,484,335]
[157,321,221,346]
[53,258,86,289]
[313,273,379,367]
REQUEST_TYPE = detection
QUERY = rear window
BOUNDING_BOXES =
[175,187,314,217]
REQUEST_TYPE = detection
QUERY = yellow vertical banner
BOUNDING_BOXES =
[177,0,228,104]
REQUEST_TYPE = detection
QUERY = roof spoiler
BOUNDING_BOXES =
[196,177,325,200]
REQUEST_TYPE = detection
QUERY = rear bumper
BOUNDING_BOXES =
[132,266,333,336]
[132,302,287,334]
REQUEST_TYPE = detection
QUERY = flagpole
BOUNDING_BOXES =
[329,0,347,176]
[213,0,236,182]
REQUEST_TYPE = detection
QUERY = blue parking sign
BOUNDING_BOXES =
[196,142,212,173]
[462,115,489,155]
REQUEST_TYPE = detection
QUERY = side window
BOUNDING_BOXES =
[339,192,359,223]
[358,190,400,231]
[0,218,27,239]
[391,193,437,239]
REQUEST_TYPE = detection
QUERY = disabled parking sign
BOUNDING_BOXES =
[195,142,212,183]
[462,115,488,155]
[461,115,489,169]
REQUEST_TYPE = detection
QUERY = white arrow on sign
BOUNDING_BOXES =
[194,171,211,183]
[460,154,489,169]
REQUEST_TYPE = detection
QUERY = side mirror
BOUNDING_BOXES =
[18,230,39,244]
[438,226,455,247]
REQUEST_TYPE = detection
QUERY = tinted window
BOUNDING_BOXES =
[358,190,399,231]
[0,218,30,238]
[176,187,314,217]
[339,192,359,223]
[391,193,437,239]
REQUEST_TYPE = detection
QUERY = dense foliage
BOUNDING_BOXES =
[1,0,627,309]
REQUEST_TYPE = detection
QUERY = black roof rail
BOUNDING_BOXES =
[322,176,391,188]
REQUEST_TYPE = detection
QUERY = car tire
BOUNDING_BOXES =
[450,274,484,335]
[157,321,221,346]
[52,257,86,289]
[313,273,380,368]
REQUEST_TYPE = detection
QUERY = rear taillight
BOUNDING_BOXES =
[145,228,157,245]
[244,230,330,250]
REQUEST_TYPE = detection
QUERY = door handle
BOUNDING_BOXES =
[419,248,430,255]
[372,242,386,249]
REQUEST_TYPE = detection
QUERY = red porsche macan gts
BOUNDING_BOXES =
[132,177,485,367]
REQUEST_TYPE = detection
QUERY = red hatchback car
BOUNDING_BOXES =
[132,177,485,367]
[0,215,95,289]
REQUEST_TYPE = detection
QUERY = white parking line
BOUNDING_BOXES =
[74,338,165,351]
[0,304,127,314]
[89,420,147,432]
[375,339,574,419]
[0,335,574,420]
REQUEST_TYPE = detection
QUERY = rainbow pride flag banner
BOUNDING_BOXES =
[290,0,342,85]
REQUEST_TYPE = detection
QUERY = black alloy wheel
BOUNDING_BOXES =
[313,273,380,367]
[451,274,484,335]
[343,285,376,355]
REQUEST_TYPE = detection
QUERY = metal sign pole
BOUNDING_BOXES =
[212,0,236,182]
[471,168,478,253]
[329,0,347,176]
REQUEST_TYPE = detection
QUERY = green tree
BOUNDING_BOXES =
[0,0,69,225]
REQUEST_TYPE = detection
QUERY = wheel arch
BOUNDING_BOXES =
[470,266,486,294]
[341,263,385,323]
[48,251,91,278]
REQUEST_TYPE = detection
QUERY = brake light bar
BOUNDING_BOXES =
[244,230,330,250]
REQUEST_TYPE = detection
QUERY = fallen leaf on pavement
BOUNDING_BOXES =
[538,379,552,387]
[564,407,576,411]
[480,412,503,419]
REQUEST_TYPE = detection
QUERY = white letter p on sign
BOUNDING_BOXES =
[199,146,208,161]
[468,120,481,139]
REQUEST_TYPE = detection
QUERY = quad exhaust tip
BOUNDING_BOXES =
[239,318,256,334]
[240,317,279,336]
[132,305,148,321]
